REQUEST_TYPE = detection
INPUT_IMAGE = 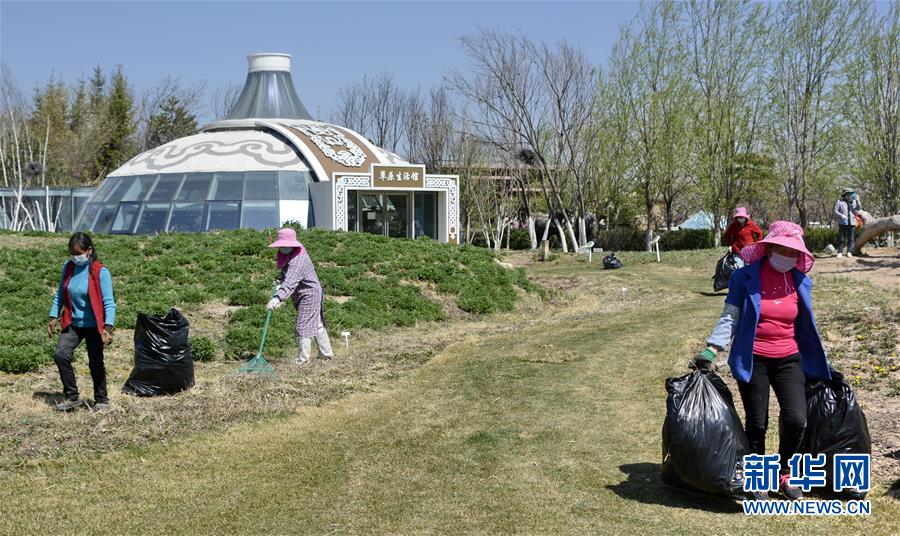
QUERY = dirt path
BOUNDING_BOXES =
[813,248,899,290]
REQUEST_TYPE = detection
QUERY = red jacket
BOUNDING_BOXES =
[723,219,762,254]
[60,260,107,335]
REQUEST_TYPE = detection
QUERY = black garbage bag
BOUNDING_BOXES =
[662,370,749,499]
[713,252,739,291]
[123,308,194,396]
[603,252,623,269]
[800,370,871,497]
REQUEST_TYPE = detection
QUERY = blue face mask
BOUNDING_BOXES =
[71,254,90,266]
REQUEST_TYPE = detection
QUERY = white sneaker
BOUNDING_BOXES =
[847,252,853,258]
[837,253,843,257]
[294,357,309,366]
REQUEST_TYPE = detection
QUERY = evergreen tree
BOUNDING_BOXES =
[69,78,88,132]
[30,77,74,185]
[88,65,105,115]
[146,95,198,149]
[96,66,135,175]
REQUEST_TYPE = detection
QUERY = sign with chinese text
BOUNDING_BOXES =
[371,164,425,189]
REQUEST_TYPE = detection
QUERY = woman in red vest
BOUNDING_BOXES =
[47,233,116,412]
[722,207,763,264]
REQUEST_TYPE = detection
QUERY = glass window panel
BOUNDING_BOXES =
[209,173,244,200]
[168,202,205,232]
[121,175,159,202]
[135,203,172,234]
[206,201,241,230]
[241,201,278,230]
[73,197,87,221]
[360,193,383,236]
[243,171,278,200]
[277,171,311,200]
[176,174,212,201]
[92,177,118,202]
[111,203,140,233]
[103,178,132,202]
[414,192,438,240]
[347,190,358,232]
[146,174,184,201]
[75,203,100,230]
[386,194,409,238]
[57,197,74,231]
[91,204,118,233]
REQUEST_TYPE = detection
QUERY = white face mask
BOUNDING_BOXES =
[736,217,747,225]
[769,252,796,273]
[71,253,90,266]
[278,247,294,254]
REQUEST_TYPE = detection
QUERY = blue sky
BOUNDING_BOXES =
[0,1,640,124]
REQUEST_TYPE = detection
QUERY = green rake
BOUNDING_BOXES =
[237,284,278,377]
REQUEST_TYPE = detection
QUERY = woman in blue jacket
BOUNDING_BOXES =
[48,233,116,412]
[693,221,830,501]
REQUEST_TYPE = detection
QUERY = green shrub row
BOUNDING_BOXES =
[0,228,535,372]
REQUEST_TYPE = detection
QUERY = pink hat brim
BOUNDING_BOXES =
[268,238,302,248]
[740,236,815,273]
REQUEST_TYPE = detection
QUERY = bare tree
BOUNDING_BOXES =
[136,76,205,151]
[334,76,370,136]
[209,83,242,120]
[0,65,58,230]
[767,0,864,227]
[334,73,410,153]
[684,0,769,245]
[533,39,599,247]
[592,70,636,231]
[843,2,899,218]
[404,85,455,171]
[449,30,597,252]
[614,0,694,248]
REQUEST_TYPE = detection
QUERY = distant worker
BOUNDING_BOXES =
[722,207,762,268]
[48,232,116,412]
[265,227,334,365]
[833,188,861,257]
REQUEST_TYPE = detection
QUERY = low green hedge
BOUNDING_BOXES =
[0,228,537,372]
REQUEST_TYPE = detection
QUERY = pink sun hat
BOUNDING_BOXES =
[268,227,303,249]
[740,220,815,273]
[732,207,750,220]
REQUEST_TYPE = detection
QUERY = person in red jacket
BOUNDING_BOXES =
[723,207,763,264]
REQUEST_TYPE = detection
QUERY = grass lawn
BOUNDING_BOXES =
[0,248,898,534]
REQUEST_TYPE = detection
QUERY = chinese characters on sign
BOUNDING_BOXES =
[371,164,426,189]
[743,453,870,494]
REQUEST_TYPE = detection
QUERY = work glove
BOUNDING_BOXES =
[266,298,282,310]
[690,347,716,371]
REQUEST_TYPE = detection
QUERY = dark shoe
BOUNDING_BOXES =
[841,489,867,500]
[744,490,770,501]
[93,402,111,412]
[779,473,804,501]
[317,354,333,360]
[55,398,84,412]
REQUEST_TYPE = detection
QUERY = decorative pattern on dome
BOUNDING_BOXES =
[292,124,366,167]
[125,138,302,171]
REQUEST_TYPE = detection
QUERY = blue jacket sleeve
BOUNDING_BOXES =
[49,263,68,318]
[99,267,116,326]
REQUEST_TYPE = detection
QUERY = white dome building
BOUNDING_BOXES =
[75,53,459,243]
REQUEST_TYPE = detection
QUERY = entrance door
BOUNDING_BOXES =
[359,193,384,236]
[385,194,409,238]
[357,192,410,238]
